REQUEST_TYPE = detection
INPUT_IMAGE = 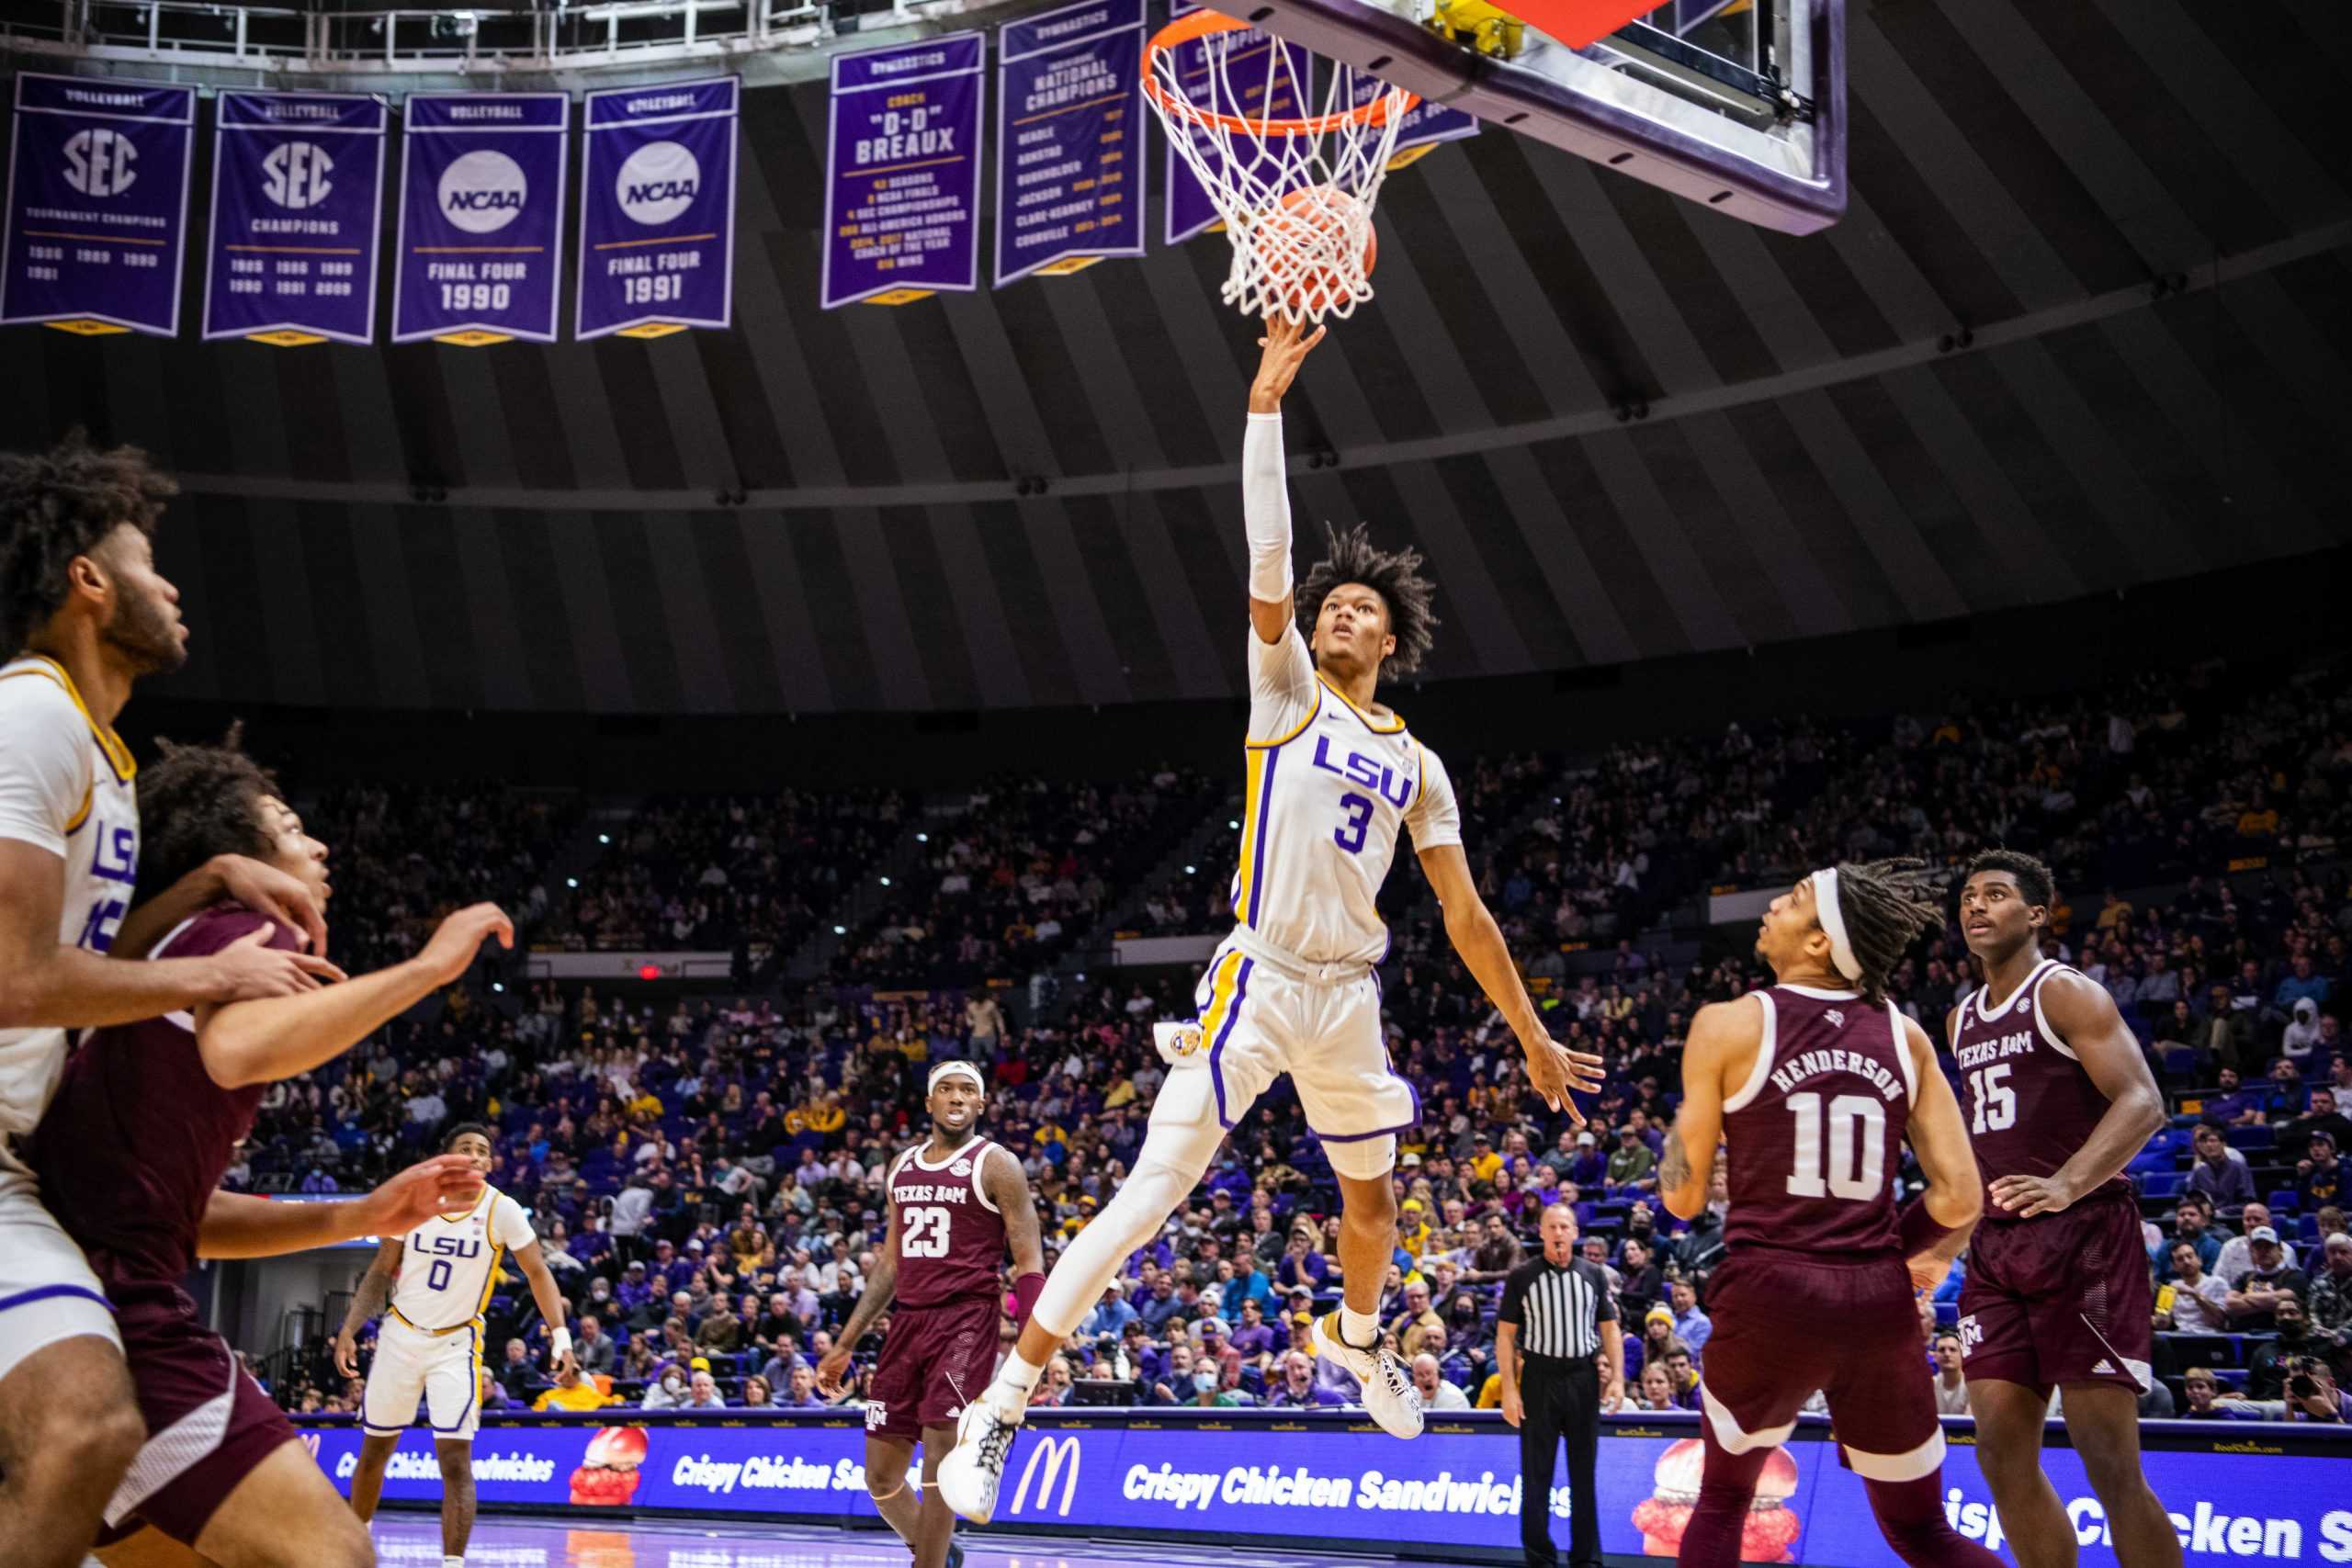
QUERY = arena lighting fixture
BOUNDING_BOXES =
[833,925,847,935]
[566,877,579,888]
[638,964,662,981]
[598,833,610,844]
[491,982,503,993]
[1185,864,1198,874]
[1227,818,1240,829]
[880,876,892,886]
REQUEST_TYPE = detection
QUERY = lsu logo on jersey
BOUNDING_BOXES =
[413,1234,484,1260]
[1307,735,1412,808]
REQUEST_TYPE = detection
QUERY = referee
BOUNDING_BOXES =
[1498,1201,1624,1568]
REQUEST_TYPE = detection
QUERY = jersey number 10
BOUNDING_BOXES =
[901,1205,953,1258]
[1784,1091,1886,1201]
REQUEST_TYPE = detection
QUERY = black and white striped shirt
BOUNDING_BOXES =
[1498,1256,1616,1360]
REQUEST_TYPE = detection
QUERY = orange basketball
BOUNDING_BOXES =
[1258,185,1376,316]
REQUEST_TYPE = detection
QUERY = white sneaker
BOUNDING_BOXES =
[1313,1311,1422,1439]
[937,1393,1025,1523]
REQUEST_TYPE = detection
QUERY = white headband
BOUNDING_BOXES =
[1810,868,1864,984]
[929,1060,987,1094]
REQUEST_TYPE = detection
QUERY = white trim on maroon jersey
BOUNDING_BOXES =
[1889,1001,1917,1103]
[1973,957,2056,1022]
[2029,964,2082,1060]
[1779,984,1860,1002]
[1724,992,1778,1114]
[970,1143,1007,1214]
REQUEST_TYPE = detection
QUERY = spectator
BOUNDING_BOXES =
[2248,1296,2323,1400]
[1616,1238,1664,1323]
[1464,1213,1523,1285]
[574,1314,616,1376]
[2185,1122,2255,1209]
[2178,1369,2258,1422]
[497,1337,547,1404]
[641,1364,690,1409]
[2308,1234,2352,1348]
[681,1369,728,1409]
[1032,1355,1075,1408]
[1929,1331,1969,1415]
[742,1375,773,1408]
[1080,1280,1137,1338]
[2214,1203,2295,1286]
[1634,1362,1679,1413]
[1668,1280,1712,1362]
[2300,1133,2345,1213]
[777,1364,828,1409]
[2280,1355,2344,1424]
[2228,1228,2310,1332]
[1389,1280,1445,1359]
[1267,1350,1343,1408]
[1607,1124,1656,1190]
[533,1363,613,1414]
[2164,1193,2223,1280]
[2162,1242,2232,1332]
[1411,1353,1471,1411]
[2284,1089,2352,1165]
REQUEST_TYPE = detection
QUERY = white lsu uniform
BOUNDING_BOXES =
[0,655,141,1382]
[1166,623,1460,1179]
[362,1183,535,1442]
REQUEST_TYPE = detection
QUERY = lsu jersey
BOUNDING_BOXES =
[0,655,140,1168]
[1229,626,1461,968]
[390,1183,535,1332]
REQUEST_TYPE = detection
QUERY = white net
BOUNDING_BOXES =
[1145,15,1414,322]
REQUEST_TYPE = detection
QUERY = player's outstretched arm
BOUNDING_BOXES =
[193,903,511,1089]
[0,840,341,1031]
[1419,842,1602,1119]
[819,1193,900,1397]
[513,1241,575,1375]
[1659,998,1755,1219]
[334,1236,406,1378]
[199,1157,477,1262]
[1243,314,1323,647]
[1898,1016,1984,1286]
[1988,972,2165,1219]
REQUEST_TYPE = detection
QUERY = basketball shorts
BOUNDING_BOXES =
[363,1312,484,1442]
[0,1165,119,1384]
[1184,929,1418,1179]
[1696,1247,1948,1483]
[865,1293,1002,1441]
[1959,1192,2153,1396]
[93,1281,296,1547]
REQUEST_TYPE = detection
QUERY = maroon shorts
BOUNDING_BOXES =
[1959,1191,2153,1396]
[92,1283,299,1549]
[865,1294,1001,1441]
[1697,1247,1947,1481]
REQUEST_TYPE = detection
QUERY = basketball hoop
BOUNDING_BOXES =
[1142,7,1417,322]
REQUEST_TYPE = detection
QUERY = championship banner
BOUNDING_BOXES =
[201,92,387,346]
[1161,2,1303,245]
[392,92,568,346]
[994,0,1147,285]
[1,73,193,337]
[822,32,985,308]
[576,77,737,341]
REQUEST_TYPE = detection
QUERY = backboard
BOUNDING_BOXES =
[1192,0,1846,232]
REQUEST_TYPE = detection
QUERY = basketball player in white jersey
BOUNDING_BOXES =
[338,1123,573,1568]
[940,317,1600,1522]
[0,434,336,1568]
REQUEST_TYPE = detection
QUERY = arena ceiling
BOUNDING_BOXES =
[3,0,2348,716]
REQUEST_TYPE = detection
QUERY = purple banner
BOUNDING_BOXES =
[392,92,567,345]
[1,73,194,337]
[201,92,386,345]
[1161,4,1304,246]
[576,77,737,341]
[822,32,985,308]
[995,0,1146,285]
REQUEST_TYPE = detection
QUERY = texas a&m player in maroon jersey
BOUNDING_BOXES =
[1951,849,2177,1568]
[1658,862,2000,1568]
[819,1062,1043,1568]
[30,733,507,1568]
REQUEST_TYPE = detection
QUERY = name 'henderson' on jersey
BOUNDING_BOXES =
[1722,985,1917,1256]
[1949,957,2130,1205]
[888,1135,1009,1309]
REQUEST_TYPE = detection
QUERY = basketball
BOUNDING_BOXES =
[1258,185,1377,317]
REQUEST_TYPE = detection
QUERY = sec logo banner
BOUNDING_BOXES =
[616,140,700,225]
[438,149,527,233]
[261,141,334,209]
[62,127,138,197]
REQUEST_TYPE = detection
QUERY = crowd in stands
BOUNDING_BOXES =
[240,655,2350,1427]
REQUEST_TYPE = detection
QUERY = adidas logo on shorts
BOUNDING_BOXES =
[2091,1359,2114,1375]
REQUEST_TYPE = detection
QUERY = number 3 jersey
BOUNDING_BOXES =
[1721,985,1917,1256]
[0,654,140,1169]
[1235,626,1461,969]
[1949,958,2128,1204]
[391,1184,535,1332]
[886,1136,1010,1308]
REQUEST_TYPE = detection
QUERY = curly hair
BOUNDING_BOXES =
[0,429,177,651]
[1295,522,1439,682]
[1830,858,1948,1003]
[134,724,277,905]
[1963,847,2056,918]
[443,1122,493,1154]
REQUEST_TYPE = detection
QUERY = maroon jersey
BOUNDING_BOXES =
[1722,986,1914,1256]
[31,905,285,1288]
[886,1135,1008,1308]
[1949,959,2129,1203]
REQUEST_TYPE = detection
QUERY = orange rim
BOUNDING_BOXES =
[1141,7,1418,137]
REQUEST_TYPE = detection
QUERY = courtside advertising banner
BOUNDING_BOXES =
[822,32,985,308]
[202,92,387,345]
[393,92,568,345]
[300,1412,2352,1567]
[576,76,738,341]
[1,73,193,336]
[1160,1,1302,245]
[994,0,1147,285]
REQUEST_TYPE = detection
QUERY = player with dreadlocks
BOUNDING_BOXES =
[1949,848,2176,1568]
[938,316,1603,1523]
[1656,861,2003,1568]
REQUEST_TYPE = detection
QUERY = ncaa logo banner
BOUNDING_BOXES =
[1,73,194,337]
[393,92,568,346]
[994,0,1147,286]
[822,32,986,308]
[1160,2,1302,246]
[576,76,738,341]
[202,92,388,346]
